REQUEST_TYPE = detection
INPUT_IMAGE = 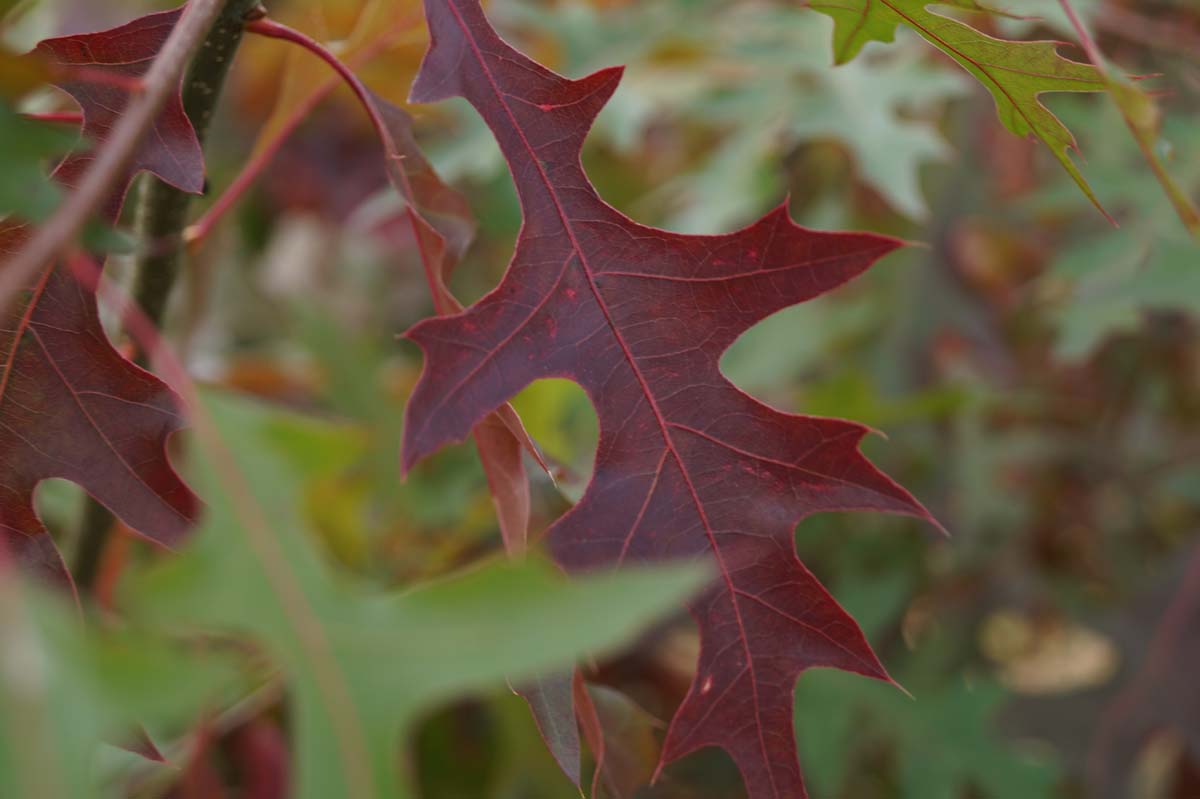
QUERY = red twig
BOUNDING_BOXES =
[21,111,84,126]
[244,19,395,163]
[244,15,547,546]
[186,25,409,246]
[243,19,445,310]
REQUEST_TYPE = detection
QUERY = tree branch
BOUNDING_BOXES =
[73,0,261,593]
[131,1,257,330]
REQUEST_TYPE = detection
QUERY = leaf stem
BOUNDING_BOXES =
[244,19,396,161]
[185,26,406,246]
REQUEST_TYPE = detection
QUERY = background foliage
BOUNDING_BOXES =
[3,0,1200,797]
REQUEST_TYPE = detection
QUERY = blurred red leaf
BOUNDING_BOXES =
[33,6,206,215]
[0,7,205,582]
[400,2,937,796]
[0,256,198,581]
[229,720,291,799]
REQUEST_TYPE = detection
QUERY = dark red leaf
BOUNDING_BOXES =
[0,7,205,582]
[368,96,540,552]
[33,6,205,217]
[0,257,197,580]
[401,2,938,796]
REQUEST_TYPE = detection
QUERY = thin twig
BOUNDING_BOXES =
[20,112,84,126]
[243,16,546,549]
[0,0,227,306]
[1058,0,1200,237]
[245,19,399,188]
[185,25,409,246]
[66,252,377,799]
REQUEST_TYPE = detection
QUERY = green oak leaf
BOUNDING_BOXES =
[699,8,970,221]
[809,0,1109,213]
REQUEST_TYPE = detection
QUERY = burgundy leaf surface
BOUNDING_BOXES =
[0,258,196,578]
[0,7,205,579]
[370,89,567,770]
[34,6,205,215]
[369,95,539,553]
[401,1,938,796]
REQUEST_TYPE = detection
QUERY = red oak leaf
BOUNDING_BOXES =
[34,6,205,216]
[400,2,938,796]
[0,7,205,580]
[0,258,197,581]
[368,95,541,553]
[370,93,567,766]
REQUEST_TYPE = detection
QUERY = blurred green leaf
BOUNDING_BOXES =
[1035,104,1200,358]
[683,9,968,224]
[0,575,237,799]
[0,100,77,222]
[810,0,1109,213]
[122,390,706,799]
[798,669,1058,799]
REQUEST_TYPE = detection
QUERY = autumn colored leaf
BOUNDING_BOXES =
[373,98,540,552]
[242,15,543,553]
[0,7,206,580]
[400,1,937,796]
[0,261,198,580]
[32,6,205,216]
[809,0,1109,216]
